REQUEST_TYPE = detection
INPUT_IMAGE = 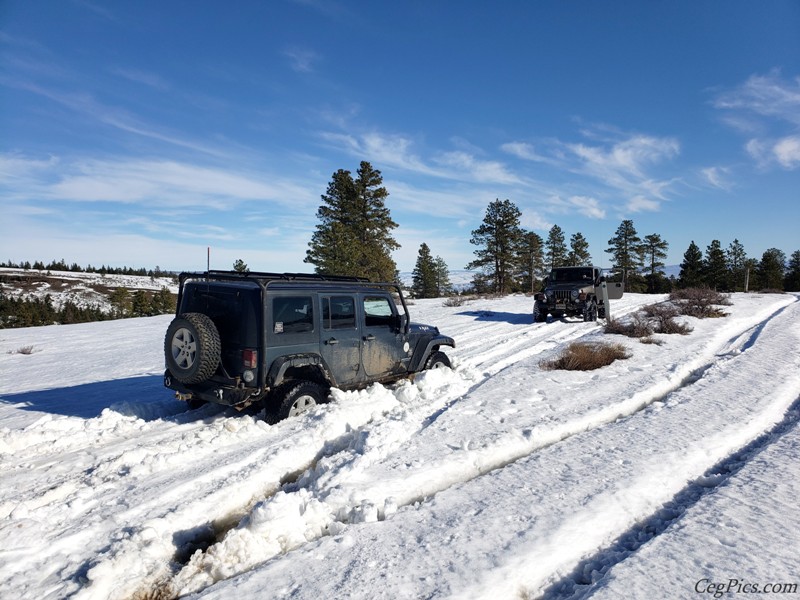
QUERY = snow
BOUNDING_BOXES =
[0,291,798,599]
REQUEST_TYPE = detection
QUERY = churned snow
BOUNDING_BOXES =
[0,292,798,599]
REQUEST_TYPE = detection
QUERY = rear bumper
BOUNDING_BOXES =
[164,370,263,407]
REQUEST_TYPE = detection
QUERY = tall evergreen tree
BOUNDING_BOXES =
[702,240,728,290]
[605,220,643,292]
[412,243,439,298]
[545,225,568,270]
[756,248,787,290]
[725,239,748,292]
[785,250,800,292]
[232,258,249,273]
[641,233,669,293]
[434,256,453,296]
[678,241,704,288]
[567,232,592,266]
[519,230,545,293]
[305,161,399,281]
[467,199,524,294]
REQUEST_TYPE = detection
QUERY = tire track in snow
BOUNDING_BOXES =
[159,297,794,598]
[540,395,800,600]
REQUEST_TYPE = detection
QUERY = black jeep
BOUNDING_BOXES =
[533,266,623,323]
[164,271,454,421]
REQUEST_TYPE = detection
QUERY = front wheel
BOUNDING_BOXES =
[271,381,330,422]
[533,302,547,323]
[583,300,598,322]
[426,351,451,370]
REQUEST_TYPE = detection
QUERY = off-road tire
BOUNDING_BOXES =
[425,351,451,370]
[533,302,547,323]
[583,300,598,322]
[270,381,330,423]
[165,313,221,384]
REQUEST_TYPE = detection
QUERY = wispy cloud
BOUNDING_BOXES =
[714,70,800,170]
[701,166,734,190]
[110,67,170,90]
[1,154,318,210]
[283,47,319,73]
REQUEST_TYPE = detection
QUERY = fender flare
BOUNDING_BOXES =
[267,353,335,389]
[411,335,455,372]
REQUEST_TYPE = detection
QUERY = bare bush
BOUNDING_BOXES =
[540,341,630,371]
[604,313,653,338]
[442,296,467,307]
[642,303,693,335]
[7,345,35,355]
[669,287,730,319]
[640,336,665,345]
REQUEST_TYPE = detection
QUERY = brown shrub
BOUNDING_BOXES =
[668,287,730,319]
[604,313,653,338]
[642,303,693,334]
[540,341,631,371]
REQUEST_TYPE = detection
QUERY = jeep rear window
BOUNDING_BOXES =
[272,296,314,334]
[322,296,356,330]
[181,284,259,346]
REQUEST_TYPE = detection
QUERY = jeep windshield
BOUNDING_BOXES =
[549,268,595,283]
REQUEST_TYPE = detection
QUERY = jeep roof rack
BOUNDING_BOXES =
[178,270,373,285]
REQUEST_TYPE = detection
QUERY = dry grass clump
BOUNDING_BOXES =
[669,287,731,318]
[442,296,468,307]
[7,345,35,355]
[604,314,653,338]
[641,303,694,335]
[540,341,631,371]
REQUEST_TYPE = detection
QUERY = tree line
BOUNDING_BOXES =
[0,287,176,329]
[301,164,800,297]
[0,259,175,279]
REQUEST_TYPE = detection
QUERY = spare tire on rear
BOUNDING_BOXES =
[165,313,221,384]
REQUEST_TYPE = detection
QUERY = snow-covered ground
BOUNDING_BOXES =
[0,292,798,599]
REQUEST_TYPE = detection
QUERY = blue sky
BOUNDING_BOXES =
[2,1,799,274]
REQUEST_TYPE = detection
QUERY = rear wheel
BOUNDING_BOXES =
[165,313,221,384]
[270,381,330,423]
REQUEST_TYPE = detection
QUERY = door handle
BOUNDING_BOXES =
[326,338,339,345]
[363,334,375,342]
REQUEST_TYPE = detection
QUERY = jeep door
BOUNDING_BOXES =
[360,294,406,378]
[319,295,363,387]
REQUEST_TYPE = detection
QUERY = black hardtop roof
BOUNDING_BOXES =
[179,270,399,292]
[551,266,600,271]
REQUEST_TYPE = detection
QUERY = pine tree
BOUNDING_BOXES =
[756,248,786,290]
[567,232,592,266]
[519,231,545,293]
[606,220,643,292]
[305,161,399,281]
[233,259,249,273]
[434,256,453,296]
[641,233,669,293]
[545,225,568,270]
[725,239,748,292]
[678,241,704,288]
[467,199,524,294]
[412,243,439,298]
[785,250,800,292]
[702,240,728,290]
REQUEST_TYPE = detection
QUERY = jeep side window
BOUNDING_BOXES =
[322,296,356,330]
[273,296,314,334]
[363,296,394,328]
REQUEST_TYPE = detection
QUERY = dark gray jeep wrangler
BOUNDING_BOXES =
[164,271,454,421]
[533,266,623,323]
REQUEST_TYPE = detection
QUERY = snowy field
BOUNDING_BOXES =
[0,292,798,599]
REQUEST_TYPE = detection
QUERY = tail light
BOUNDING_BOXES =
[242,349,258,369]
